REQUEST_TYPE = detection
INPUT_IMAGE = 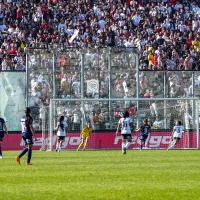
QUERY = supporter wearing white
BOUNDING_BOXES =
[149,8,157,17]
[174,2,182,11]
[113,10,119,21]
[98,17,106,30]
[58,19,67,33]
[161,19,171,29]
[93,3,98,14]
[178,21,187,32]
[0,24,6,31]
[166,4,172,14]
[122,80,128,94]
[124,92,134,108]
[124,37,134,47]
[65,107,73,118]
[72,107,81,131]
[192,17,199,31]
[153,119,164,129]
[132,12,141,27]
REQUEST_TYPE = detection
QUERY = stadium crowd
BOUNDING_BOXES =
[1,0,200,131]
[0,0,200,71]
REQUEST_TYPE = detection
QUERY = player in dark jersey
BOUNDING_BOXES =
[135,118,151,151]
[0,117,8,159]
[16,107,36,165]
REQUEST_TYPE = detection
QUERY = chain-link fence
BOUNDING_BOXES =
[1,47,200,131]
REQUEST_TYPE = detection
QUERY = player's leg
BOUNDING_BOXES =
[58,138,64,152]
[125,135,132,150]
[83,137,89,150]
[60,137,65,148]
[167,138,177,150]
[0,142,2,159]
[122,135,127,154]
[0,132,4,158]
[140,140,143,151]
[139,134,145,151]
[57,138,61,152]
[27,143,33,165]
[56,137,59,151]
[141,134,148,150]
[16,137,28,164]
[77,138,84,151]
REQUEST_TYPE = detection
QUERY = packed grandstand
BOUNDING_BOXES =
[0,0,200,71]
[0,0,200,132]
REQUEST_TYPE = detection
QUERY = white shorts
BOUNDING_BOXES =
[173,131,182,139]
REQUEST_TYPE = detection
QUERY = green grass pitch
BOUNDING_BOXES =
[0,150,200,200]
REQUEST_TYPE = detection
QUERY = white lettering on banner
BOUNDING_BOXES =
[131,136,137,144]
[137,137,141,145]
[162,136,171,144]
[114,136,171,147]
[19,135,172,148]
[20,138,44,146]
[34,138,43,146]
[62,137,70,148]
[114,136,121,145]
[69,137,80,146]
[20,135,57,147]
[20,136,81,147]
[149,136,162,148]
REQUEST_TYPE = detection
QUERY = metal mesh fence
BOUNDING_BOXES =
[47,98,199,150]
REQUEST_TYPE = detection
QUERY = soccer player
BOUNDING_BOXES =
[116,111,133,155]
[16,107,36,165]
[135,118,151,151]
[77,122,92,151]
[167,120,184,150]
[55,115,67,152]
[0,117,8,159]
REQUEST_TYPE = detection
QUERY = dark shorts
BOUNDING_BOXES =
[22,136,34,145]
[140,133,148,142]
[0,131,5,141]
[174,137,180,143]
[58,136,65,141]
[121,134,132,140]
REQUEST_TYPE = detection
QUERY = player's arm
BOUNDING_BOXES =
[3,123,8,135]
[30,124,36,139]
[65,126,68,133]
[80,127,85,138]
[89,128,93,135]
[182,126,185,134]
[135,127,140,132]
[171,127,175,140]
[148,127,151,137]
[55,123,60,132]
[130,121,134,133]
[116,123,121,135]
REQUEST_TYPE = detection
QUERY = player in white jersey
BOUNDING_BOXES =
[116,111,133,155]
[167,120,184,150]
[55,115,68,152]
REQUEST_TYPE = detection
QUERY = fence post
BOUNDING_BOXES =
[108,48,112,129]
[136,53,139,128]
[25,50,29,107]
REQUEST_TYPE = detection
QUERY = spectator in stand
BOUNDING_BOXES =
[0,0,200,112]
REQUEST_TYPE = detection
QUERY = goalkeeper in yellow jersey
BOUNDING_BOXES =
[77,122,93,151]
